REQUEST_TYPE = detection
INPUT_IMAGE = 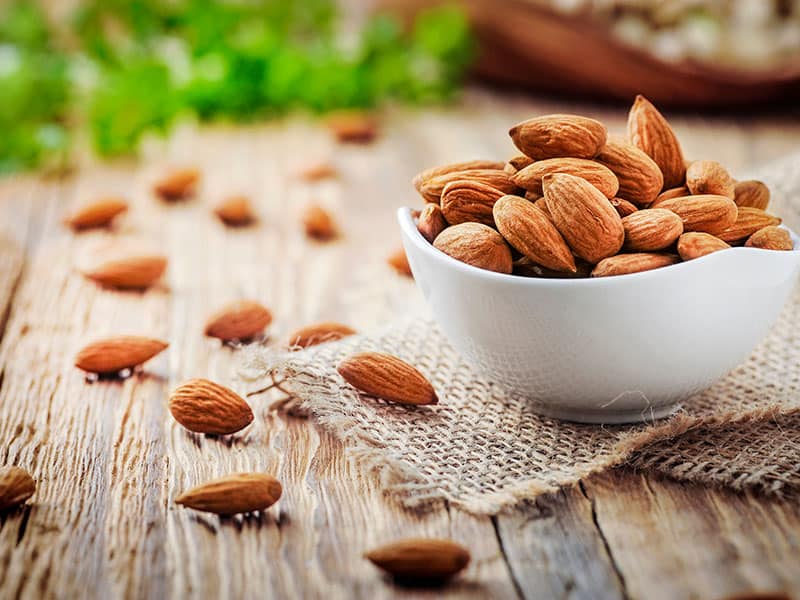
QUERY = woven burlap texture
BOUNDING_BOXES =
[241,153,800,515]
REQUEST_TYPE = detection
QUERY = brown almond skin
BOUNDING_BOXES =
[337,352,437,405]
[592,253,680,277]
[596,139,664,205]
[416,204,447,243]
[154,168,200,201]
[302,203,337,241]
[387,247,413,277]
[84,254,167,290]
[75,336,168,374]
[745,226,793,251]
[433,223,513,274]
[507,154,534,171]
[717,207,782,244]
[627,95,685,189]
[412,160,504,198]
[169,378,254,435]
[326,111,378,143]
[610,197,638,218]
[622,208,684,251]
[420,169,517,205]
[365,538,470,583]
[493,195,576,273]
[651,194,737,235]
[66,197,128,230]
[677,232,731,260]
[686,160,736,198]
[509,114,607,160]
[734,180,770,210]
[0,466,36,511]
[175,473,281,515]
[513,256,593,279]
[440,180,507,226]
[533,197,552,218]
[214,196,255,226]
[543,173,624,264]
[204,300,272,341]
[655,186,690,204]
[288,322,356,349]
[512,158,619,198]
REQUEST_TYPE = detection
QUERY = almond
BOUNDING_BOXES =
[0,466,36,511]
[592,253,679,277]
[440,180,507,226]
[533,197,552,218]
[627,95,685,189]
[365,538,470,583]
[543,173,624,263]
[717,207,782,244]
[677,232,731,260]
[75,336,168,374]
[214,195,255,226]
[302,203,337,240]
[655,186,690,204]
[337,352,437,405]
[493,195,576,272]
[297,161,338,182]
[512,158,619,198]
[154,167,200,201]
[65,197,128,230]
[419,169,517,205]
[387,247,412,277]
[326,111,378,143]
[524,190,542,202]
[175,473,281,515]
[509,114,607,160]
[433,223,513,273]
[416,204,447,243]
[83,254,167,290]
[288,322,356,349]
[610,197,638,218]
[745,226,793,251]
[685,160,736,198]
[596,138,664,205]
[513,256,593,279]
[734,180,770,210]
[507,154,534,171]
[651,194,737,235]
[412,160,505,198]
[622,209,683,251]
[204,300,272,341]
[169,378,254,435]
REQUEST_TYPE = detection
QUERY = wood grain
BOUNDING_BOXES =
[1,91,799,599]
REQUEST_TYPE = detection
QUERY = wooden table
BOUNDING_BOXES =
[1,90,799,600]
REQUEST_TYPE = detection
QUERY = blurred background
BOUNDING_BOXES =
[1,0,799,175]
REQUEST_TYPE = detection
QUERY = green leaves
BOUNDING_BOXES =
[0,1,474,172]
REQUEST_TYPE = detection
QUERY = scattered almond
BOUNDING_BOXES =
[214,195,255,226]
[365,538,470,583]
[326,111,378,143]
[745,226,793,251]
[433,223,513,273]
[627,95,685,188]
[543,173,624,263]
[493,195,576,273]
[169,378,254,435]
[204,300,272,341]
[419,169,517,205]
[416,204,447,243]
[596,138,663,205]
[388,247,413,277]
[592,253,679,277]
[686,160,736,198]
[154,167,200,201]
[512,158,619,198]
[717,207,782,244]
[0,466,36,511]
[302,203,337,241]
[509,114,607,160]
[734,180,770,210]
[622,209,683,251]
[677,232,731,260]
[83,254,167,290]
[297,161,338,182]
[65,197,128,230]
[412,160,505,199]
[440,180,508,226]
[75,336,168,374]
[337,352,438,405]
[655,186,690,204]
[288,322,356,349]
[175,473,281,515]
[652,194,737,235]
[610,197,638,218]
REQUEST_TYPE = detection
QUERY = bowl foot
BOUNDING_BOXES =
[530,401,681,424]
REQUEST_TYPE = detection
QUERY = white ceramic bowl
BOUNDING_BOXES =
[398,207,800,424]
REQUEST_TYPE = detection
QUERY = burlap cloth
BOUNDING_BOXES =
[242,153,800,515]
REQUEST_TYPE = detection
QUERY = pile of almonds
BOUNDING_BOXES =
[413,95,791,278]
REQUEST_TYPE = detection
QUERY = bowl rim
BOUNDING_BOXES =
[398,206,800,287]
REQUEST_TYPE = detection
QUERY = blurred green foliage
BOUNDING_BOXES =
[0,0,474,173]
